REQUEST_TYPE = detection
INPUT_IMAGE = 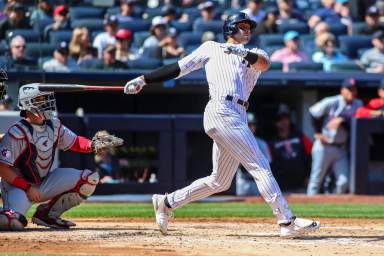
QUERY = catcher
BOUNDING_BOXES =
[0,84,123,230]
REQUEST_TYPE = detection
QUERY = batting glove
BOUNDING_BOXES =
[124,77,146,94]
[221,44,249,58]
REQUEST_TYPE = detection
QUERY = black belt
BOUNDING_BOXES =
[225,95,249,109]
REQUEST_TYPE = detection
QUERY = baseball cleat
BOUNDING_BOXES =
[152,194,173,235]
[280,217,320,238]
[32,204,76,229]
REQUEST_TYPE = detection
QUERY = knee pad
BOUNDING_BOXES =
[76,169,100,198]
[0,210,27,231]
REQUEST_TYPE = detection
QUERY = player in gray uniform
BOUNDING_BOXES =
[124,13,320,237]
[307,78,363,195]
[0,84,100,230]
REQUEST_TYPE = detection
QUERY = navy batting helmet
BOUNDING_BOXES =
[223,13,257,40]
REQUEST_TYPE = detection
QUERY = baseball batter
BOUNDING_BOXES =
[0,84,122,230]
[124,13,320,237]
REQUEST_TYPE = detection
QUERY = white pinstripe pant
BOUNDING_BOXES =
[167,100,294,224]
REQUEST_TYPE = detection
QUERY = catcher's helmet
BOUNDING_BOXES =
[0,69,8,101]
[18,83,57,120]
[223,13,257,40]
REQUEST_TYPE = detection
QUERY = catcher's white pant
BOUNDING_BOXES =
[1,168,83,215]
[167,100,294,224]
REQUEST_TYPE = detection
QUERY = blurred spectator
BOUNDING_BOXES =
[254,7,279,35]
[314,21,330,37]
[195,1,216,23]
[161,5,177,24]
[269,105,312,191]
[312,32,348,71]
[308,0,336,28]
[0,3,31,38]
[276,0,305,25]
[115,28,135,61]
[116,0,136,23]
[93,15,119,58]
[307,78,363,195]
[44,5,70,39]
[161,28,185,58]
[43,41,78,72]
[334,0,353,34]
[360,6,384,36]
[236,112,271,196]
[69,27,90,61]
[241,0,266,23]
[141,16,168,50]
[7,35,37,70]
[100,45,128,70]
[0,94,13,111]
[356,79,384,118]
[271,31,308,72]
[360,31,384,73]
[30,0,53,27]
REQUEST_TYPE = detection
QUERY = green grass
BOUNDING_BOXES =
[24,202,384,219]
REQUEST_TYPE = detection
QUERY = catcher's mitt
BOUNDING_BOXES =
[91,130,124,154]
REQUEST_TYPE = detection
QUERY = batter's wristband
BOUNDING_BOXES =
[12,176,31,191]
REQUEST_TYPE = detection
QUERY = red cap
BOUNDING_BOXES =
[53,5,68,16]
[115,29,132,40]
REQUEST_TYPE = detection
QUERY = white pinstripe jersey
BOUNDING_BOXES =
[177,41,269,102]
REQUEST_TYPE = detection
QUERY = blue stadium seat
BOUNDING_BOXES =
[71,19,104,32]
[170,21,193,33]
[352,22,368,35]
[264,45,283,55]
[338,35,372,59]
[186,45,199,54]
[49,30,72,45]
[6,29,41,42]
[127,57,163,69]
[141,46,163,59]
[299,34,317,55]
[357,48,370,58]
[329,61,364,72]
[119,19,151,32]
[328,23,348,36]
[278,22,310,35]
[289,61,323,71]
[106,6,144,18]
[78,58,103,70]
[106,7,120,15]
[133,31,150,48]
[193,20,223,33]
[269,61,283,71]
[69,7,105,20]
[25,43,55,59]
[143,7,163,19]
[91,30,104,41]
[32,17,53,32]
[178,32,203,47]
[183,8,201,21]
[258,34,285,48]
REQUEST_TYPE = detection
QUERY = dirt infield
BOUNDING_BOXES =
[1,217,384,256]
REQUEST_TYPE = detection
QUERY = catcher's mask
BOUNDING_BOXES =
[18,83,57,120]
[0,69,8,101]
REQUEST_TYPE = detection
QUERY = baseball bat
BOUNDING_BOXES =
[36,83,124,92]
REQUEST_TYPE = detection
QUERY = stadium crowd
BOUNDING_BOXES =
[0,0,382,73]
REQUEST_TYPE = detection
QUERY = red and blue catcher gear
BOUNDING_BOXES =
[223,13,257,40]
